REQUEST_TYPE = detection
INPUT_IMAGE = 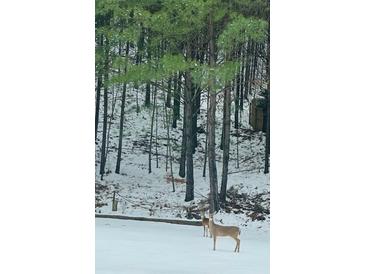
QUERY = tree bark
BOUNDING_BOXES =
[239,46,245,110]
[202,91,209,178]
[148,84,157,173]
[172,72,181,128]
[185,44,194,201]
[166,77,172,108]
[145,81,151,107]
[264,32,270,174]
[115,42,129,174]
[99,38,109,180]
[95,75,102,140]
[179,91,187,178]
[95,34,104,140]
[220,84,231,204]
[155,85,159,168]
[164,91,176,192]
[244,41,251,100]
[207,12,219,213]
[192,84,199,153]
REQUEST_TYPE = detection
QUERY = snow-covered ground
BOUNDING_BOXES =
[95,89,269,222]
[95,85,270,273]
[96,218,269,274]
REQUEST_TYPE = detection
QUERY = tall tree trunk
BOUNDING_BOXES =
[145,82,151,107]
[202,90,209,178]
[100,38,109,180]
[192,84,199,153]
[220,84,231,204]
[172,72,181,128]
[234,49,240,129]
[239,46,245,110]
[145,34,151,107]
[105,85,118,163]
[95,34,104,140]
[115,42,129,174]
[264,90,270,174]
[195,86,201,115]
[165,101,169,173]
[207,12,219,213]
[264,33,270,174]
[185,45,194,201]
[220,97,226,150]
[166,78,172,108]
[244,41,251,100]
[164,93,175,192]
[148,84,157,173]
[155,85,159,168]
[179,92,187,178]
[95,75,102,140]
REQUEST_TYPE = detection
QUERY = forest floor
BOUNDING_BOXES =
[96,218,269,274]
[95,89,269,227]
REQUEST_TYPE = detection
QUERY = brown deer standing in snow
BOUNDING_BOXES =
[164,174,186,184]
[200,209,210,237]
[209,214,241,252]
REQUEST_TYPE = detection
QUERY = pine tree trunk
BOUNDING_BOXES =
[264,90,270,174]
[239,46,245,110]
[95,75,102,140]
[95,34,104,140]
[264,34,270,174]
[164,95,175,192]
[220,85,231,204]
[115,42,129,174]
[100,38,109,180]
[179,91,187,178]
[202,91,209,178]
[234,50,240,129]
[145,81,151,107]
[220,98,226,150]
[155,85,159,168]
[105,86,118,163]
[148,84,157,173]
[165,101,169,173]
[166,78,172,108]
[192,85,199,153]
[185,46,194,201]
[244,41,251,100]
[172,73,181,128]
[207,12,219,213]
[145,34,152,107]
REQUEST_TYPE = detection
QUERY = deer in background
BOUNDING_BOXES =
[200,209,210,237]
[209,214,241,252]
[164,174,186,184]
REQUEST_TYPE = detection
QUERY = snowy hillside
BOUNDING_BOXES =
[95,86,269,233]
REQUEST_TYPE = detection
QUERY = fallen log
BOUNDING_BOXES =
[95,214,201,226]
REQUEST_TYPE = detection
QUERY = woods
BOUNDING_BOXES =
[95,0,270,213]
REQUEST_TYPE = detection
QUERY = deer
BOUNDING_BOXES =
[164,174,186,184]
[209,214,241,252]
[200,209,210,237]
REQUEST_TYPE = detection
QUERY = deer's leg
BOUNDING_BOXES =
[236,238,240,253]
[213,236,216,251]
[232,237,239,252]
